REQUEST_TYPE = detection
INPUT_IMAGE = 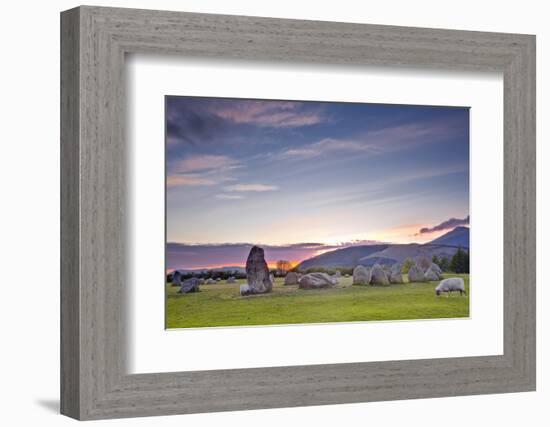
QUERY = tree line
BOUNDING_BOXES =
[432,247,469,274]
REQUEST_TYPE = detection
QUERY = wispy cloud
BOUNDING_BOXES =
[417,215,470,235]
[167,174,217,187]
[278,121,461,161]
[279,137,377,159]
[174,154,240,173]
[168,154,242,188]
[224,183,279,192]
[210,100,325,128]
[215,194,245,200]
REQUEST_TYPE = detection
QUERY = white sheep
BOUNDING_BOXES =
[435,278,466,297]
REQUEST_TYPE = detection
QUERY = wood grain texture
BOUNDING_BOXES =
[60,6,536,420]
[60,7,80,419]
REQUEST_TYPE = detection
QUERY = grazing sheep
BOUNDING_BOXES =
[435,278,466,297]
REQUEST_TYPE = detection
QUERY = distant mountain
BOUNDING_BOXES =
[428,226,469,248]
[358,243,460,266]
[295,227,469,270]
[295,244,389,270]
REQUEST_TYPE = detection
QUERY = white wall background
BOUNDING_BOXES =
[0,0,546,425]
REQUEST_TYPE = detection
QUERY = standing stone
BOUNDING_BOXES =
[244,246,273,294]
[371,264,390,285]
[429,263,443,277]
[226,276,236,284]
[408,264,426,282]
[284,271,300,285]
[298,272,336,289]
[389,263,404,284]
[353,265,371,285]
[171,270,184,286]
[417,256,432,272]
[425,264,443,281]
[334,271,342,278]
[179,277,201,294]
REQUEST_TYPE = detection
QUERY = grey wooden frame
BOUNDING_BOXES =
[61,5,536,421]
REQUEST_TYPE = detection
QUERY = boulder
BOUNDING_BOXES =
[205,278,216,284]
[245,246,273,294]
[334,271,342,278]
[179,277,201,294]
[226,276,236,284]
[353,265,371,285]
[416,256,432,272]
[171,271,184,286]
[389,263,404,284]
[370,264,390,285]
[240,284,252,296]
[429,263,443,276]
[425,264,443,281]
[408,265,426,282]
[284,272,300,285]
[298,272,336,289]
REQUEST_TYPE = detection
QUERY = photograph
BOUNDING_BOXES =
[165,96,470,329]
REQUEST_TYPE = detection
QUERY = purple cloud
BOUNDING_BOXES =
[209,100,325,128]
[418,215,470,234]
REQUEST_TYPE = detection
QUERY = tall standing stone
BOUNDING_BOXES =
[244,246,273,294]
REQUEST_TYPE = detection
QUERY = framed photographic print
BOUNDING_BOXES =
[61,6,536,420]
[164,96,471,329]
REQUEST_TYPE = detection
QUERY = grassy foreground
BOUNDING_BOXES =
[166,274,469,329]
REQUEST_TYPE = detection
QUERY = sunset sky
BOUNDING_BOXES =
[166,96,469,269]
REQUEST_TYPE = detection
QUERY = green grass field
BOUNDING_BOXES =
[166,274,469,329]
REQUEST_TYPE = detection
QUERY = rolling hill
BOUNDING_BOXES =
[295,244,389,270]
[294,227,469,270]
